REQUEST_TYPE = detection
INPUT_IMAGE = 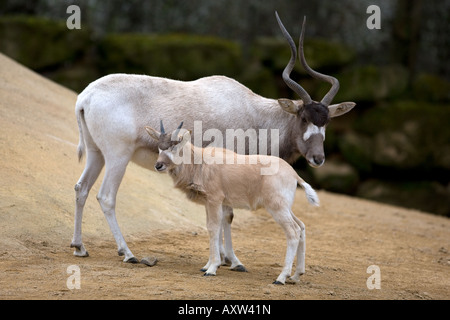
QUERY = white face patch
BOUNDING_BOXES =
[158,147,174,161]
[303,123,325,141]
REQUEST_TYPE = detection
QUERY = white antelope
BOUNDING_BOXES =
[146,122,319,284]
[71,13,355,264]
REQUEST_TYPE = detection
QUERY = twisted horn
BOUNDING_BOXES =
[298,16,340,106]
[275,11,312,105]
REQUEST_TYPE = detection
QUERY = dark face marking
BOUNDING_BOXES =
[302,102,330,127]
[157,133,179,151]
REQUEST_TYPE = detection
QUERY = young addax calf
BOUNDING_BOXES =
[145,122,319,284]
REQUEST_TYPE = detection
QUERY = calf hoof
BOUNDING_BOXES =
[201,265,220,272]
[287,276,301,284]
[230,265,248,272]
[203,272,216,277]
[272,280,284,285]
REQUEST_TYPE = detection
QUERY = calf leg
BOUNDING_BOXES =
[222,206,246,272]
[288,211,306,283]
[202,202,223,276]
[267,207,301,285]
[71,149,104,257]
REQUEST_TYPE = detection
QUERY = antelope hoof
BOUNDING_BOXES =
[230,265,248,272]
[71,243,89,257]
[203,272,216,277]
[125,257,139,264]
[73,250,89,257]
[221,257,232,266]
[140,256,158,267]
[273,280,285,285]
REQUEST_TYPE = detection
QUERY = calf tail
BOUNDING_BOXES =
[296,176,320,207]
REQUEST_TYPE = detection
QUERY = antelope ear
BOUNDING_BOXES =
[278,99,301,115]
[145,126,160,140]
[328,102,356,118]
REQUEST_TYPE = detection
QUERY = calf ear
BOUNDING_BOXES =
[174,129,191,149]
[145,126,161,140]
[278,99,302,115]
[180,130,191,143]
[328,102,356,118]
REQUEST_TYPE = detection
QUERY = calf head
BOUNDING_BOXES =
[145,121,189,172]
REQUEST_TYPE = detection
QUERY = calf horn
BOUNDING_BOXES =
[174,121,184,137]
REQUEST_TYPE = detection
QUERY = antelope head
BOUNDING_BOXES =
[275,12,356,167]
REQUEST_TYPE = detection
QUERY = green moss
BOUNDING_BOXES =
[303,38,355,71]
[338,132,373,173]
[98,33,242,80]
[323,65,409,103]
[0,15,91,70]
[239,63,278,98]
[413,73,450,102]
[310,159,359,194]
[353,101,450,170]
[357,179,450,216]
[252,37,355,74]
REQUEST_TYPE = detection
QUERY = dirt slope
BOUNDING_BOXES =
[0,53,449,300]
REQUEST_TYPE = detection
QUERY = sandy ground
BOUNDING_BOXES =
[0,53,449,300]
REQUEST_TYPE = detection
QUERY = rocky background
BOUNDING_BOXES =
[1,0,449,216]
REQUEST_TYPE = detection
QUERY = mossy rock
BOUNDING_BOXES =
[338,132,373,173]
[323,125,339,154]
[44,56,101,93]
[0,15,91,70]
[350,101,450,171]
[412,73,450,102]
[238,63,279,99]
[356,179,450,216]
[323,65,409,103]
[98,33,242,80]
[310,159,359,194]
